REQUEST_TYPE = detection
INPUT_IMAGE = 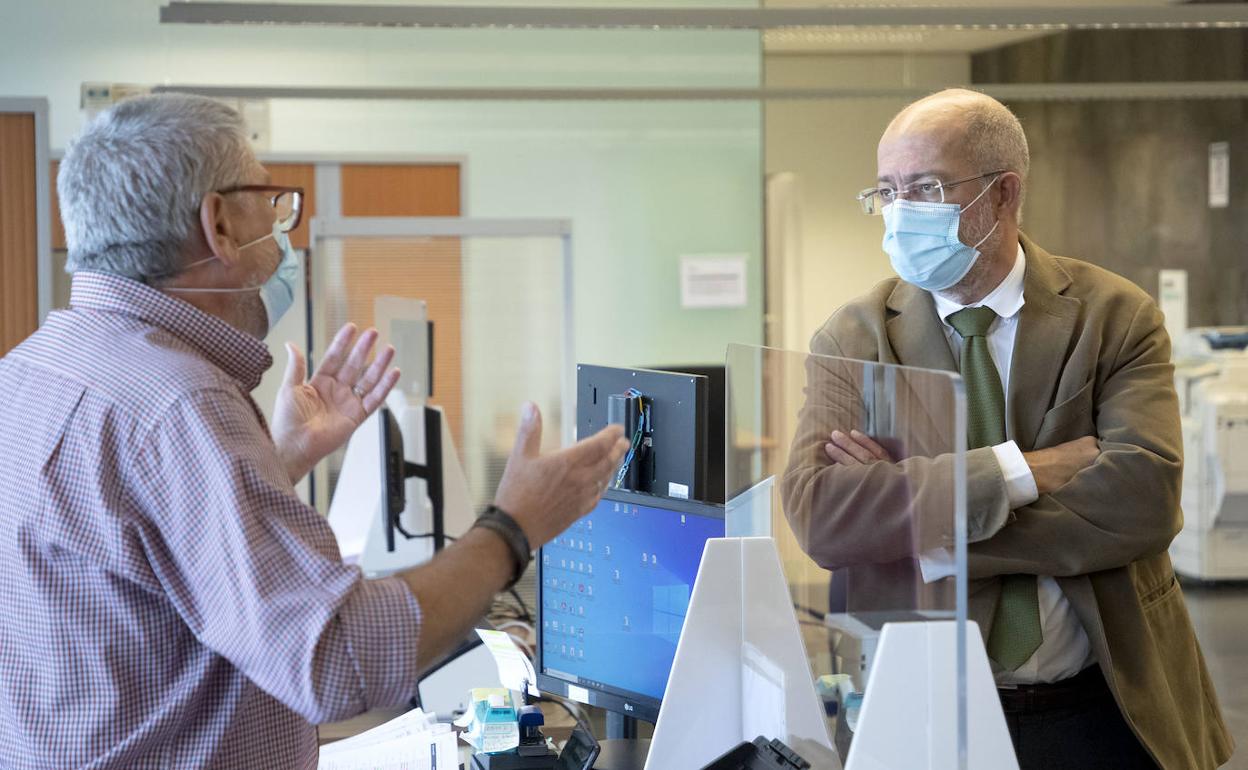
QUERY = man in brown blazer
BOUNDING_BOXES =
[781,89,1232,768]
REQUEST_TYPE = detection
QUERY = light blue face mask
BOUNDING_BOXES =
[881,176,1000,292]
[164,219,300,333]
[257,227,300,330]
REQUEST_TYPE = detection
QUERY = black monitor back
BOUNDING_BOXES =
[647,365,724,504]
[576,365,709,503]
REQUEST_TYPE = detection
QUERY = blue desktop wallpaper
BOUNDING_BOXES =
[539,496,723,701]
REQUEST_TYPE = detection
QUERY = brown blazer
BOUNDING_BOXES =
[782,234,1233,769]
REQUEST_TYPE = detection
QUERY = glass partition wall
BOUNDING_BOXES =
[727,344,969,767]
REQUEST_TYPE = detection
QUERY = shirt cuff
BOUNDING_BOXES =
[917,548,956,584]
[992,440,1039,510]
[337,575,423,710]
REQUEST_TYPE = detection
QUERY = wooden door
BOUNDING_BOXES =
[0,113,38,355]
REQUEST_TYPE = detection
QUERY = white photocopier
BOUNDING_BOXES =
[1170,327,1248,581]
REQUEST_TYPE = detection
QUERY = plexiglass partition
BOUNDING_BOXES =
[726,343,969,767]
[309,219,573,535]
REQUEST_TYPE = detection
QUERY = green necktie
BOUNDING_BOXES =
[946,306,1041,671]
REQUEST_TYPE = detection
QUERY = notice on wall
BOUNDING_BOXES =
[1209,141,1230,209]
[680,254,748,309]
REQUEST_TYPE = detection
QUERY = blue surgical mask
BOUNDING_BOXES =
[163,219,300,333]
[881,178,1000,292]
[255,227,300,330]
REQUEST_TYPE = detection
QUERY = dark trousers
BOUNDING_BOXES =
[999,666,1157,770]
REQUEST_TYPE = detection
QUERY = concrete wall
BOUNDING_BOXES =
[974,30,1248,328]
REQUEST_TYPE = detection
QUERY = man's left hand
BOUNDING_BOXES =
[824,429,894,466]
[271,323,401,485]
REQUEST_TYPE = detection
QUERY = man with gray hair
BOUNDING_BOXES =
[783,89,1231,767]
[0,93,627,768]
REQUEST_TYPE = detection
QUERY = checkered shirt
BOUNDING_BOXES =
[0,272,422,769]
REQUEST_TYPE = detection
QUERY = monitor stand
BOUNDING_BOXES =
[595,714,649,770]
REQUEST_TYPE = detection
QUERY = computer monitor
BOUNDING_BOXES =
[380,405,446,553]
[646,364,725,504]
[576,365,709,503]
[535,489,725,723]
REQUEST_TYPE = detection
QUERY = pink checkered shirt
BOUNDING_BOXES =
[0,272,423,769]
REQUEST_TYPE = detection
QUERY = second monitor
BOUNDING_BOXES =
[576,365,712,503]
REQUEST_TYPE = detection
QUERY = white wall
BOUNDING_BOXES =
[764,54,970,348]
[0,0,764,374]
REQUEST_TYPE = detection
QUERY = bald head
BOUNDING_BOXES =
[876,89,1030,304]
[882,88,1029,185]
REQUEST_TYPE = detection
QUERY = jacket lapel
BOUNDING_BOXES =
[1007,234,1081,450]
[884,281,958,373]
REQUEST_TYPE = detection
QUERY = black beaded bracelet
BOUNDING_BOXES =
[472,505,532,589]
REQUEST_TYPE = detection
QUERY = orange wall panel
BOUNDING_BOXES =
[338,164,463,443]
[341,164,460,217]
[1,114,39,356]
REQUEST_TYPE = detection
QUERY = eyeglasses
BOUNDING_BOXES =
[218,184,304,232]
[856,170,1005,216]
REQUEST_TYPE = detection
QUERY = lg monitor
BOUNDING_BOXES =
[535,488,725,724]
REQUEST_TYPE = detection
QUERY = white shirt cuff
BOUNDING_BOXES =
[992,440,1039,509]
[917,548,956,584]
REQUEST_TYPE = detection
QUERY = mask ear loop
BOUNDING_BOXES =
[961,173,1003,251]
[959,173,1002,213]
[157,222,281,293]
[970,218,1000,251]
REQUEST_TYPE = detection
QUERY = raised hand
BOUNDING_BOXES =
[270,323,401,484]
[493,402,629,547]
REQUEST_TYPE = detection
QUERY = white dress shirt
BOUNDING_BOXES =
[931,245,1095,686]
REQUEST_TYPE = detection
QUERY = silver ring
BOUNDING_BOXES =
[351,384,366,399]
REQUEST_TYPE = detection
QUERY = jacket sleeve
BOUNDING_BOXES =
[967,298,1183,578]
[779,328,1012,571]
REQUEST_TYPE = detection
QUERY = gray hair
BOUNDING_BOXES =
[890,88,1031,213]
[958,93,1030,182]
[59,93,255,280]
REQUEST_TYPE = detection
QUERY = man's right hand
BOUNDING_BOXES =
[493,402,629,548]
[1023,436,1100,495]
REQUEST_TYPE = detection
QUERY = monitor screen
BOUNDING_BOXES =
[536,489,724,722]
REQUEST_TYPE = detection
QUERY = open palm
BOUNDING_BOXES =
[271,323,401,484]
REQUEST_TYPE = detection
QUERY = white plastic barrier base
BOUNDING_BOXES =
[646,537,840,770]
[845,621,1017,770]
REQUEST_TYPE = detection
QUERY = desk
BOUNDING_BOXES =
[319,699,585,767]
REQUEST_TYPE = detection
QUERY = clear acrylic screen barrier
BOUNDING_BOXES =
[726,343,969,767]
[310,229,571,543]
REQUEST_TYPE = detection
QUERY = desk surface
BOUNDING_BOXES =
[318,700,583,764]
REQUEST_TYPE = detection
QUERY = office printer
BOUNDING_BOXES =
[1170,327,1248,581]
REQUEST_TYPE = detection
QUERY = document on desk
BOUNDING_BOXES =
[476,628,540,696]
[318,707,459,770]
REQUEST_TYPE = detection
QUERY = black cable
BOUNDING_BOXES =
[793,602,826,622]
[393,528,458,543]
[536,695,593,735]
[508,588,534,623]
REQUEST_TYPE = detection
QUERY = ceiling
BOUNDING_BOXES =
[156,0,1228,55]
[761,0,1184,54]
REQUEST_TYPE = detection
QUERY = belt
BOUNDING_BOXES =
[996,665,1113,713]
